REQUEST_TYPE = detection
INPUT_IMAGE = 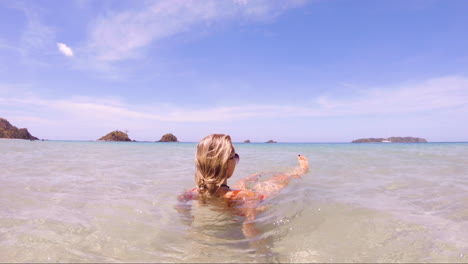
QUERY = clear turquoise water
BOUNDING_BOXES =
[0,139,467,262]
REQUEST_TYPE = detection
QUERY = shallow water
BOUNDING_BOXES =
[0,140,467,262]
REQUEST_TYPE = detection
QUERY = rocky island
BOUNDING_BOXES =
[352,137,428,143]
[243,140,251,143]
[98,130,131,141]
[158,133,178,142]
[0,118,38,140]
[265,140,277,143]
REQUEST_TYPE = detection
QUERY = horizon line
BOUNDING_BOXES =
[3,138,468,144]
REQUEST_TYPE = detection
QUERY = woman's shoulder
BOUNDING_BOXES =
[178,187,199,202]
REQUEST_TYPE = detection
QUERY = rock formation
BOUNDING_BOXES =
[351,138,386,143]
[352,137,428,143]
[0,118,38,140]
[98,130,131,141]
[158,133,178,142]
[387,137,427,143]
[265,140,277,143]
[243,140,251,143]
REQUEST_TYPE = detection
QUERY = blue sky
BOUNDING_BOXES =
[1,0,467,142]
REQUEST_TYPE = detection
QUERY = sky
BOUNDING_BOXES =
[0,0,467,142]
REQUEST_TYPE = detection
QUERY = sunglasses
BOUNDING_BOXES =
[231,153,240,164]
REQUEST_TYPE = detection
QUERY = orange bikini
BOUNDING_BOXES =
[188,186,264,205]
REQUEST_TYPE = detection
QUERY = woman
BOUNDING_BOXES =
[177,134,309,247]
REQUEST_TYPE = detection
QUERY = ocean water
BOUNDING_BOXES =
[0,139,467,262]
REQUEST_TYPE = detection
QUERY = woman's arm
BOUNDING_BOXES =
[239,195,271,254]
[242,204,258,238]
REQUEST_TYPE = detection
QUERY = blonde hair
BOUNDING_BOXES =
[195,134,235,199]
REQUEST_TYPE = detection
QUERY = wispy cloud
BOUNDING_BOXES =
[83,0,307,63]
[1,0,307,76]
[15,5,54,50]
[2,3,57,65]
[57,43,74,57]
[319,76,468,116]
[2,75,467,140]
[20,20,54,56]
[2,75,467,124]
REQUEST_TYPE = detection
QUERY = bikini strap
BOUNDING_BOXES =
[230,190,242,199]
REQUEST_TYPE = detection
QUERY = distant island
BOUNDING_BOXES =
[0,119,431,145]
[98,130,131,141]
[352,137,428,143]
[158,133,178,142]
[0,118,38,140]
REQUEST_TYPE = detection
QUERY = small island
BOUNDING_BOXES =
[0,118,38,140]
[243,140,251,143]
[265,140,277,143]
[352,137,428,143]
[158,133,178,142]
[98,130,131,141]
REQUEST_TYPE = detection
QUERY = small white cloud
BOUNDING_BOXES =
[57,42,74,57]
